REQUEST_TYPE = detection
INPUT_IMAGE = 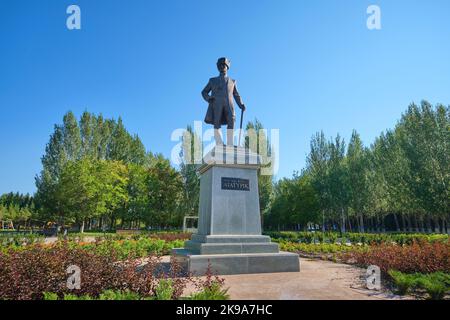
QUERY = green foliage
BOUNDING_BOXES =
[188,282,230,300]
[42,292,58,300]
[75,238,180,259]
[266,101,449,233]
[0,233,44,248]
[267,174,319,228]
[267,231,448,245]
[388,270,415,295]
[14,102,450,235]
[43,284,231,300]
[277,241,360,256]
[179,125,201,217]
[0,193,36,227]
[388,270,450,300]
[246,119,274,218]
[99,290,141,301]
[145,154,184,228]
[63,293,94,300]
[35,111,147,225]
[154,279,175,300]
[56,158,129,231]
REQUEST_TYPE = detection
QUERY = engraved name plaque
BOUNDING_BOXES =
[221,177,250,191]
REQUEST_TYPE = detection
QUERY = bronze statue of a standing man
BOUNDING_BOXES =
[202,57,246,146]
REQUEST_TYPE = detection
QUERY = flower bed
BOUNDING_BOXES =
[340,241,450,274]
[0,243,226,300]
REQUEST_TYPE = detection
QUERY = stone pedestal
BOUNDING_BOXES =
[172,146,299,275]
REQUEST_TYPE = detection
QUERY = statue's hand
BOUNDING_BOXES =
[208,97,215,103]
[241,105,246,111]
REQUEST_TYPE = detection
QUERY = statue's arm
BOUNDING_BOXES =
[201,80,212,102]
[233,81,245,109]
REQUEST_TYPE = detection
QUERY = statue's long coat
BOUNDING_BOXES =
[202,75,245,128]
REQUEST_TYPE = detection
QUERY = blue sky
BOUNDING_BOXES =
[1,0,450,194]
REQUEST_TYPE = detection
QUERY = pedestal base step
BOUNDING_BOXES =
[185,240,279,255]
[172,249,300,276]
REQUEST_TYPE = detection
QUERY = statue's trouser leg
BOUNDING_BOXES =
[226,113,235,147]
[226,128,234,146]
[214,128,223,146]
[213,105,226,146]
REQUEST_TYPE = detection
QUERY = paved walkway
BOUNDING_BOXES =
[174,257,407,300]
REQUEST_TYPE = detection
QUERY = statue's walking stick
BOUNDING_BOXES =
[238,108,244,146]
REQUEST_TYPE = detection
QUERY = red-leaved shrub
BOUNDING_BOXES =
[0,243,189,300]
[341,241,450,274]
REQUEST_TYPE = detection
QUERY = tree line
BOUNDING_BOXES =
[30,111,185,232]
[0,193,36,230]
[265,101,449,233]
[1,101,448,234]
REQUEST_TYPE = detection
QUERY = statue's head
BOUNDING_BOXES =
[217,57,230,73]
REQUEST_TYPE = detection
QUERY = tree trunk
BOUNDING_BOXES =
[348,214,353,233]
[419,216,425,233]
[433,217,440,233]
[360,214,365,233]
[413,215,419,232]
[406,216,413,232]
[441,217,447,234]
[426,215,433,233]
[80,220,85,233]
[341,208,346,234]
[110,216,115,231]
[393,213,400,232]
[376,216,381,232]
[322,210,325,233]
[401,214,407,232]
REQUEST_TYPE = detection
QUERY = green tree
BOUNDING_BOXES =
[35,112,146,224]
[122,163,149,229]
[145,154,183,228]
[245,119,274,227]
[179,125,202,217]
[0,193,36,229]
[346,130,370,232]
[306,131,331,231]
[267,173,319,230]
[397,102,449,232]
[56,159,129,232]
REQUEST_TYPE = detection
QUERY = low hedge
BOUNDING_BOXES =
[70,238,185,259]
[266,231,449,245]
[276,241,363,256]
[388,270,450,300]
